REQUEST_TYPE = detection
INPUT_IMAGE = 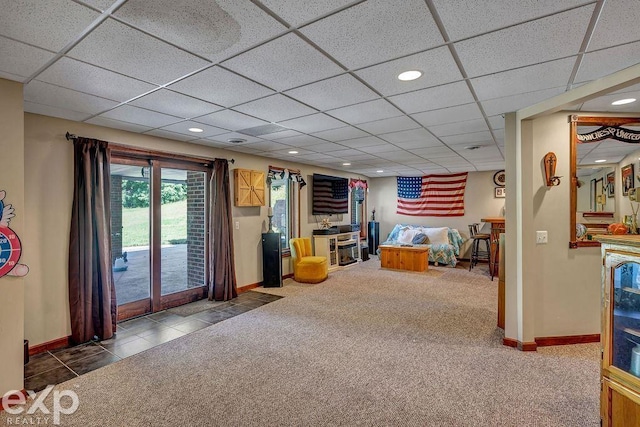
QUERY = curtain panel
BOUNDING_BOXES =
[208,159,238,301]
[68,137,117,343]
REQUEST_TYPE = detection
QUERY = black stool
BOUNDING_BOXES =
[469,223,493,280]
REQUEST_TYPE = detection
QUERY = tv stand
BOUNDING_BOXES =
[313,231,362,272]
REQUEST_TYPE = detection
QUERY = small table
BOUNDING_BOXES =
[379,245,430,272]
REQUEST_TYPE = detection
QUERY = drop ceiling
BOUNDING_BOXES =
[2,0,640,177]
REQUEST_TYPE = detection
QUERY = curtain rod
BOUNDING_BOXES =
[65,132,235,164]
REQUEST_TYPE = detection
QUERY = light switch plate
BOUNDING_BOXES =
[536,231,548,244]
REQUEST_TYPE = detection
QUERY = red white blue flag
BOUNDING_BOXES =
[397,173,468,217]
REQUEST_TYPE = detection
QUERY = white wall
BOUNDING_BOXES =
[368,171,506,258]
[0,78,25,395]
[23,113,365,346]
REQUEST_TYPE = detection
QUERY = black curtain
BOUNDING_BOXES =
[68,138,116,343]
[208,159,238,301]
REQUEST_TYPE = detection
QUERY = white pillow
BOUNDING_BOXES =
[423,227,449,246]
[397,228,420,244]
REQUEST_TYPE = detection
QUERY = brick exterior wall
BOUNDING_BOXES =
[187,171,206,289]
[111,175,123,263]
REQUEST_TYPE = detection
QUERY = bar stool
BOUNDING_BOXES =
[468,223,493,280]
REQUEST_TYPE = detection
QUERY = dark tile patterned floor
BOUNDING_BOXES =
[24,291,282,392]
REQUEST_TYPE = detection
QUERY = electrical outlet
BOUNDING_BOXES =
[235,221,239,230]
[536,231,548,244]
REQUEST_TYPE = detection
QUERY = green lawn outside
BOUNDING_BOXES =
[122,200,187,247]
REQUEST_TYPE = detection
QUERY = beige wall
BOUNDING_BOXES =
[23,113,364,346]
[0,78,25,395]
[368,171,506,258]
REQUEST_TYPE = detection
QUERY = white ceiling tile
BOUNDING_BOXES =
[480,87,566,116]
[222,33,343,91]
[284,74,378,111]
[381,151,421,161]
[143,129,197,142]
[259,130,302,141]
[310,142,349,153]
[441,131,493,145]
[411,103,483,127]
[339,136,387,148]
[324,148,364,157]
[410,146,457,158]
[488,115,505,130]
[85,116,154,133]
[158,121,227,138]
[361,143,399,154]
[279,113,345,133]
[311,126,368,142]
[454,5,594,78]
[24,101,91,122]
[169,66,273,107]
[326,99,403,124]
[300,0,443,69]
[68,18,210,85]
[355,46,463,96]
[99,105,182,128]
[205,132,263,144]
[0,37,55,79]
[395,139,442,150]
[433,0,592,40]
[357,116,420,135]
[427,119,490,138]
[389,81,475,114]
[240,141,291,152]
[130,89,222,119]
[576,41,640,84]
[588,0,640,51]
[259,0,356,26]
[379,128,439,145]
[78,1,117,11]
[25,80,119,114]
[0,71,23,82]
[194,109,268,131]
[189,139,232,149]
[274,134,326,147]
[37,57,158,102]
[0,0,99,51]
[471,57,576,101]
[233,94,316,122]
[114,0,286,63]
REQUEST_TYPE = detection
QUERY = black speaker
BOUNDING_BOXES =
[262,232,282,288]
[368,221,379,255]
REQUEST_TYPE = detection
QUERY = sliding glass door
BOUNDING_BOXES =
[110,157,209,320]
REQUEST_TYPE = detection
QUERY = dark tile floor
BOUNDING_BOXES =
[24,291,282,392]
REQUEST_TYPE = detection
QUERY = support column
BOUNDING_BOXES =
[0,78,25,396]
[187,172,205,289]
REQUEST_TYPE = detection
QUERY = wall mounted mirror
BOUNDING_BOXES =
[570,115,640,248]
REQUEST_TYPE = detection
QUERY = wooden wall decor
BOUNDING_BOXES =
[543,152,561,186]
[234,168,265,207]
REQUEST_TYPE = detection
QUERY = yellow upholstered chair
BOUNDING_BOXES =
[290,238,328,283]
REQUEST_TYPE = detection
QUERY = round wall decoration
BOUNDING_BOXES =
[493,170,506,187]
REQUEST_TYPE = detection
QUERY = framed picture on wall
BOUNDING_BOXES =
[606,171,615,198]
[622,164,634,196]
[494,187,505,198]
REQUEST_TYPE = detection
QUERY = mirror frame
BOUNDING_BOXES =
[570,115,640,248]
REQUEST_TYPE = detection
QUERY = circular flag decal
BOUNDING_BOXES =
[0,225,22,277]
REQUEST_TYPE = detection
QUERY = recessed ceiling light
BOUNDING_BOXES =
[376,170,384,173]
[397,70,422,81]
[342,162,351,166]
[594,159,607,163]
[288,150,299,154]
[188,127,204,133]
[612,98,637,105]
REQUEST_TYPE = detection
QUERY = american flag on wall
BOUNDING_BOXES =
[313,176,349,213]
[397,173,468,217]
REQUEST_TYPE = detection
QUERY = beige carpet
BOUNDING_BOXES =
[2,260,599,426]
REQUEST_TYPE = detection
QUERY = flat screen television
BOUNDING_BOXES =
[312,174,349,215]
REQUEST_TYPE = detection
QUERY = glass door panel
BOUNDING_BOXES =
[110,163,151,308]
[612,261,640,376]
[160,168,206,296]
